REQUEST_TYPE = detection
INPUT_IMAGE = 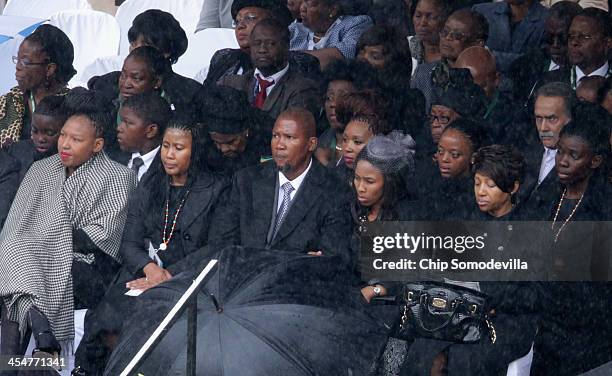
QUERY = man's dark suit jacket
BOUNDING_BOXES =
[218,66,321,121]
[473,1,548,73]
[204,48,322,87]
[518,145,559,210]
[208,159,354,267]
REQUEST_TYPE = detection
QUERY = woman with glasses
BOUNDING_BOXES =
[408,0,451,75]
[0,25,75,149]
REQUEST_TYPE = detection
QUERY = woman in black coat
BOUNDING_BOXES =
[73,119,229,376]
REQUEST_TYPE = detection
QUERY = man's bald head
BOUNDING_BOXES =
[276,108,317,138]
[456,46,500,98]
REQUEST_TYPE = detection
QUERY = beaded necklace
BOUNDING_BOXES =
[158,188,190,251]
[551,188,584,243]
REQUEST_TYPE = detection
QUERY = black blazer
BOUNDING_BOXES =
[519,145,559,210]
[208,160,354,267]
[204,48,322,87]
[120,170,229,277]
[0,150,19,228]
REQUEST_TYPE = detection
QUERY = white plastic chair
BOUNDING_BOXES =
[173,28,237,82]
[74,55,124,89]
[49,10,121,88]
[2,0,91,18]
[115,0,205,56]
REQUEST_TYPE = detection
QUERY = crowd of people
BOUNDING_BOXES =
[0,0,611,375]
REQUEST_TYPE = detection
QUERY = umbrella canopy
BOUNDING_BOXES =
[105,247,388,376]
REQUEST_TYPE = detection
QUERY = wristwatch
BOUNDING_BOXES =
[372,286,382,297]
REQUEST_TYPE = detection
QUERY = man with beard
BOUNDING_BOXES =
[208,107,353,268]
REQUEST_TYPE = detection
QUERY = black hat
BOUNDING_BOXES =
[432,74,488,120]
[199,86,256,135]
[231,0,294,28]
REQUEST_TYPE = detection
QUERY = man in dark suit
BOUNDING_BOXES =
[208,107,354,268]
[108,92,172,186]
[219,18,320,121]
[519,82,573,210]
[540,7,611,90]
[508,1,582,104]
[473,0,548,73]
[202,0,321,86]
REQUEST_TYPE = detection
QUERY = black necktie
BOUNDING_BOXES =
[131,157,144,175]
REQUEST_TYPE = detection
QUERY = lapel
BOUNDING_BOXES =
[251,162,278,242]
[139,148,162,184]
[271,160,323,246]
[178,172,216,230]
[263,68,291,112]
[512,2,546,51]
[493,4,512,49]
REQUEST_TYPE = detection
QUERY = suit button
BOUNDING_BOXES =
[183,234,192,241]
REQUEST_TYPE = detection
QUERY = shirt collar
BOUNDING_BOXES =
[254,64,289,84]
[576,61,610,82]
[278,158,313,193]
[131,145,160,168]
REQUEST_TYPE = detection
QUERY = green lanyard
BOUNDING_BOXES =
[483,90,500,120]
[571,64,612,90]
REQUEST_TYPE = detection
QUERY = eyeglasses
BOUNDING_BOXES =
[12,56,49,67]
[567,33,594,44]
[429,114,451,125]
[439,28,467,41]
[232,14,259,28]
[545,33,568,46]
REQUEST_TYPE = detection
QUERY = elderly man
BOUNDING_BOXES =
[509,1,582,103]
[208,107,354,267]
[519,81,574,208]
[411,9,489,110]
[541,7,611,89]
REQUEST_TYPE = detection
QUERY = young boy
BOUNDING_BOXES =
[115,92,172,183]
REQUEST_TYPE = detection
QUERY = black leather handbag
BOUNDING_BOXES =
[395,282,496,344]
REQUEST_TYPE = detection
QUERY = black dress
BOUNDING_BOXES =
[74,170,229,375]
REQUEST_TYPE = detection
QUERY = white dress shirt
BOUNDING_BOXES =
[277,158,313,212]
[128,146,160,181]
[576,61,610,82]
[538,147,557,185]
[254,64,289,96]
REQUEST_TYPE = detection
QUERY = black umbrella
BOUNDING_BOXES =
[105,247,388,376]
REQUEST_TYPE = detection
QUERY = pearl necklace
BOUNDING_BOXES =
[551,189,584,243]
[158,189,190,251]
